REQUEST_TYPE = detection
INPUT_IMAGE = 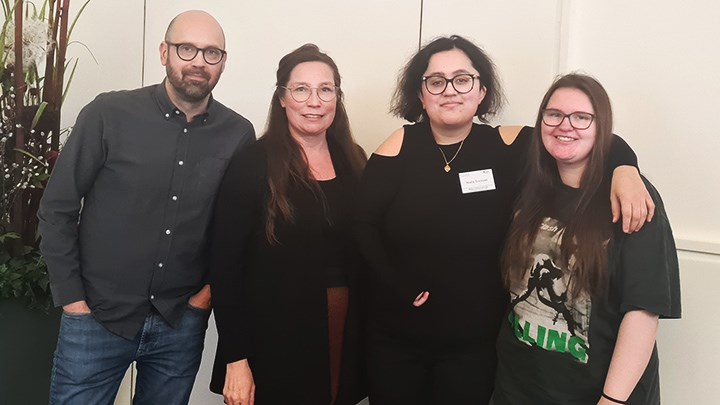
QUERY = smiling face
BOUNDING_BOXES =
[541,87,597,175]
[419,48,486,132]
[280,61,337,141]
[160,11,226,104]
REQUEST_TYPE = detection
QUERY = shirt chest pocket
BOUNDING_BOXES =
[187,157,228,195]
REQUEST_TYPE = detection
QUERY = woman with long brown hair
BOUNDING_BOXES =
[494,74,681,404]
[208,44,367,405]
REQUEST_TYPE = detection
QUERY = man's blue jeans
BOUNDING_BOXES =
[49,305,210,405]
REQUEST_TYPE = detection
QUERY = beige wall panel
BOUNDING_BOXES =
[60,0,145,130]
[564,1,720,250]
[656,251,720,404]
[421,0,562,126]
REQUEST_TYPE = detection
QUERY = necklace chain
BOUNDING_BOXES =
[437,139,465,172]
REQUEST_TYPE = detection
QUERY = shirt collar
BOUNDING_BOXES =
[154,80,212,124]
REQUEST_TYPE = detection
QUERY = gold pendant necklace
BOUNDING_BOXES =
[438,139,465,172]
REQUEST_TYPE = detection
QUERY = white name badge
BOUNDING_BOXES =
[459,169,496,194]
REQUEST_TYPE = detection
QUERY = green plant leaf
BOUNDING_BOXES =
[24,0,39,18]
[62,58,78,104]
[0,232,20,243]
[1,0,12,19]
[31,101,49,128]
[0,241,52,311]
[38,0,49,20]
[12,148,49,167]
[67,0,91,40]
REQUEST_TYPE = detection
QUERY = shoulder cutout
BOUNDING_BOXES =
[499,125,524,146]
[374,127,405,157]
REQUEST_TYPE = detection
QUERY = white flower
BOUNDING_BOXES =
[4,17,51,71]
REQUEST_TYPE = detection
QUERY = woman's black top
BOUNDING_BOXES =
[209,139,366,405]
[354,122,530,345]
[354,122,637,346]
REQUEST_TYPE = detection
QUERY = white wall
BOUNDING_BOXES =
[562,0,720,252]
[422,0,562,126]
[61,1,145,123]
[8,0,717,403]
[657,250,720,404]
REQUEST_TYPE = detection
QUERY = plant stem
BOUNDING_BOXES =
[51,0,69,152]
[12,0,25,237]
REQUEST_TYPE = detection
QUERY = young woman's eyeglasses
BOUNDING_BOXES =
[542,109,595,130]
[280,85,339,103]
[166,42,226,65]
[422,74,479,95]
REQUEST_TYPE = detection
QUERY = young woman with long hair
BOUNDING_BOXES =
[494,74,681,405]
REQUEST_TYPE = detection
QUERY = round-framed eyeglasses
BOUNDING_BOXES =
[166,42,226,65]
[542,109,595,130]
[422,74,479,95]
[280,85,339,103]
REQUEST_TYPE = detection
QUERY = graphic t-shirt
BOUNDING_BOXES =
[507,216,593,364]
[494,179,681,405]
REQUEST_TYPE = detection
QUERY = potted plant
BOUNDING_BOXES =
[0,0,89,402]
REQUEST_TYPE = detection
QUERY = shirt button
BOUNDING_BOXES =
[175,110,180,115]
[165,229,171,235]
[172,195,178,201]
[183,128,188,133]
[178,161,184,166]
[164,113,170,119]
[150,295,155,300]
[158,262,164,268]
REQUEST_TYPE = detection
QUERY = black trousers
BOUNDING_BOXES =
[367,329,496,405]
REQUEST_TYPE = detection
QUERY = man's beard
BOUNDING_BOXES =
[166,65,217,103]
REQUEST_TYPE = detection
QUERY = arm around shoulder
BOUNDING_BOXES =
[616,178,681,320]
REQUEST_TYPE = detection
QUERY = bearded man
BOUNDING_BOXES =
[38,10,254,404]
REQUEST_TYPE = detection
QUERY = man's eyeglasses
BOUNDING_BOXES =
[166,42,226,65]
[422,74,479,95]
[542,109,595,130]
[280,85,339,103]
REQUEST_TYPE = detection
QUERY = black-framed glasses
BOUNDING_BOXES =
[422,74,479,95]
[166,42,226,65]
[542,109,595,130]
[280,85,339,103]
